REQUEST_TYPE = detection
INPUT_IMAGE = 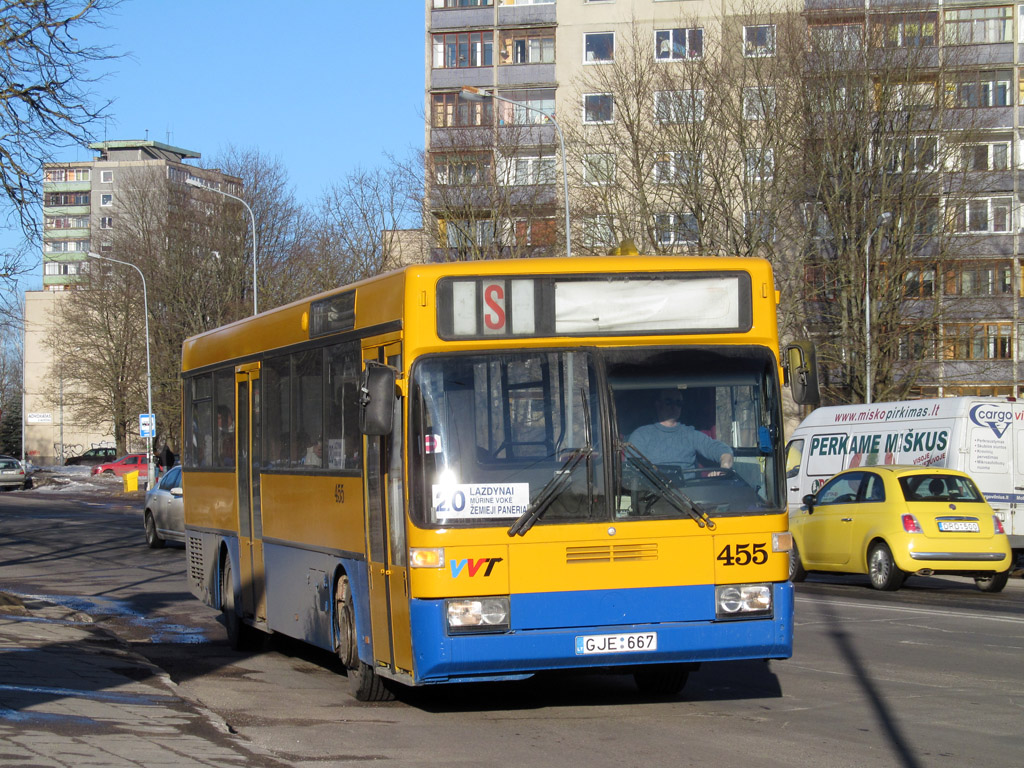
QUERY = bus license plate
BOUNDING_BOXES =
[575,632,657,655]
[937,521,979,532]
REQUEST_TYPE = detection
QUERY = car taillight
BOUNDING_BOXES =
[993,515,1006,535]
[902,514,923,533]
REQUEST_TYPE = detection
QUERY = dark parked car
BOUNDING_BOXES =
[65,447,117,466]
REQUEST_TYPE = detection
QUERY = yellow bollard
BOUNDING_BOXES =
[124,470,138,493]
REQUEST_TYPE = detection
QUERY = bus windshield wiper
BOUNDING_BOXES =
[620,442,716,530]
[507,447,593,537]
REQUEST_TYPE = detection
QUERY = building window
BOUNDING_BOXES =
[655,28,703,60]
[583,153,615,185]
[434,0,493,7]
[445,219,496,248]
[100,170,113,183]
[44,215,89,229]
[584,32,614,63]
[961,141,1010,170]
[99,216,114,229]
[504,154,556,186]
[949,197,1012,232]
[496,88,554,124]
[654,151,700,185]
[876,135,938,172]
[655,90,704,123]
[100,193,113,206]
[499,0,552,4]
[499,28,555,64]
[898,329,936,360]
[654,213,699,245]
[744,210,775,243]
[581,215,615,248]
[743,87,776,120]
[434,155,491,186]
[432,31,493,68]
[903,266,937,297]
[943,262,1012,295]
[745,147,775,182]
[44,239,90,253]
[583,93,614,123]
[514,218,556,246]
[945,7,1012,45]
[432,92,493,127]
[43,167,90,182]
[809,24,863,50]
[953,73,1012,107]
[942,322,1012,360]
[43,261,81,276]
[45,192,89,206]
[743,25,776,57]
[874,12,937,47]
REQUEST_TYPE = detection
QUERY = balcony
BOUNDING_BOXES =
[498,2,555,25]
[430,7,494,31]
[431,67,494,90]
[496,63,556,87]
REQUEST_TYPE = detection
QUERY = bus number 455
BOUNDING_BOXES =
[717,543,768,566]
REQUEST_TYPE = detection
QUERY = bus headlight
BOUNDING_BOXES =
[446,597,510,633]
[715,584,772,619]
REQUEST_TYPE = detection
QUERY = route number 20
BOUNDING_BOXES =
[717,542,768,566]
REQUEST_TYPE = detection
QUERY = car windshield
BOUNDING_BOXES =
[899,474,984,503]
[409,346,783,529]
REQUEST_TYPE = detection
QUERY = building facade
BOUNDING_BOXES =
[25,140,239,464]
[426,0,1024,401]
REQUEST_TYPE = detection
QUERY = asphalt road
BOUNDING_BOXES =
[1,474,1021,767]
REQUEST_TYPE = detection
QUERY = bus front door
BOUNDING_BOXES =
[363,345,413,679]
[236,363,266,625]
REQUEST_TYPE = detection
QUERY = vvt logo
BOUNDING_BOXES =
[969,404,1013,438]
[450,557,503,578]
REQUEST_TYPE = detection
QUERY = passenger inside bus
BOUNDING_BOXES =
[627,388,734,470]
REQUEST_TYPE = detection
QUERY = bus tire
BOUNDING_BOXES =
[633,664,689,697]
[789,541,806,582]
[221,558,252,650]
[335,575,393,702]
[868,542,905,591]
[975,570,1009,593]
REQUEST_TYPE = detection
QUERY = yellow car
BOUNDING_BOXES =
[790,466,1012,592]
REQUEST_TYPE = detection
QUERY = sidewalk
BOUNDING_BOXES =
[0,592,278,767]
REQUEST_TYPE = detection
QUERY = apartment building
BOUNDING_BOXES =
[25,140,239,464]
[427,0,1024,401]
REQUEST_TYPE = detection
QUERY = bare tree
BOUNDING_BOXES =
[0,0,119,245]
[0,334,23,454]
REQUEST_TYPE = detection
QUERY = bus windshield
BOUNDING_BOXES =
[410,346,782,528]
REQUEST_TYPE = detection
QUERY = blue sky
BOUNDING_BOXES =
[4,0,426,291]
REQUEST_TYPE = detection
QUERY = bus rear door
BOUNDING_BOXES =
[236,362,267,626]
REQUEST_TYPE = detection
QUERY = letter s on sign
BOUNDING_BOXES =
[483,283,506,332]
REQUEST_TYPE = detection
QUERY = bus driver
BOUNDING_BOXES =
[628,389,734,470]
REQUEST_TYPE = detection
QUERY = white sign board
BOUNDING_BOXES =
[139,413,156,438]
[432,483,531,519]
[26,412,53,424]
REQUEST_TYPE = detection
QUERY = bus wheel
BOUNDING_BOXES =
[975,570,1009,593]
[335,575,393,702]
[868,542,905,591]
[221,558,250,650]
[633,664,689,697]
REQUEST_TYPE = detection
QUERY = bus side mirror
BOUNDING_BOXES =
[784,341,820,406]
[360,362,396,436]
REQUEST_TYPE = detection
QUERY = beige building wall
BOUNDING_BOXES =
[23,290,115,464]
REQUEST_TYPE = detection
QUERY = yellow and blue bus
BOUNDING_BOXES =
[182,254,818,700]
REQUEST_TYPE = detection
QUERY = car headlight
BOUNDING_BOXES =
[715,584,772,619]
[446,596,510,634]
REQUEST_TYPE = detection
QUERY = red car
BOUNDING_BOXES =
[92,453,149,477]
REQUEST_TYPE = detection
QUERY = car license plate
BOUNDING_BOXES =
[937,521,980,532]
[574,632,657,655]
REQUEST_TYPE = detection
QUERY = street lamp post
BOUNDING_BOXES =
[87,252,155,487]
[185,177,258,315]
[460,86,571,259]
[865,212,893,405]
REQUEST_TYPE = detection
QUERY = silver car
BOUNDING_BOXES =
[0,457,28,490]
[143,465,184,548]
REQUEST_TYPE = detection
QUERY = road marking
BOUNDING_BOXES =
[795,596,1024,625]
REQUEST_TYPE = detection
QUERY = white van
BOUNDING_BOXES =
[786,397,1022,562]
